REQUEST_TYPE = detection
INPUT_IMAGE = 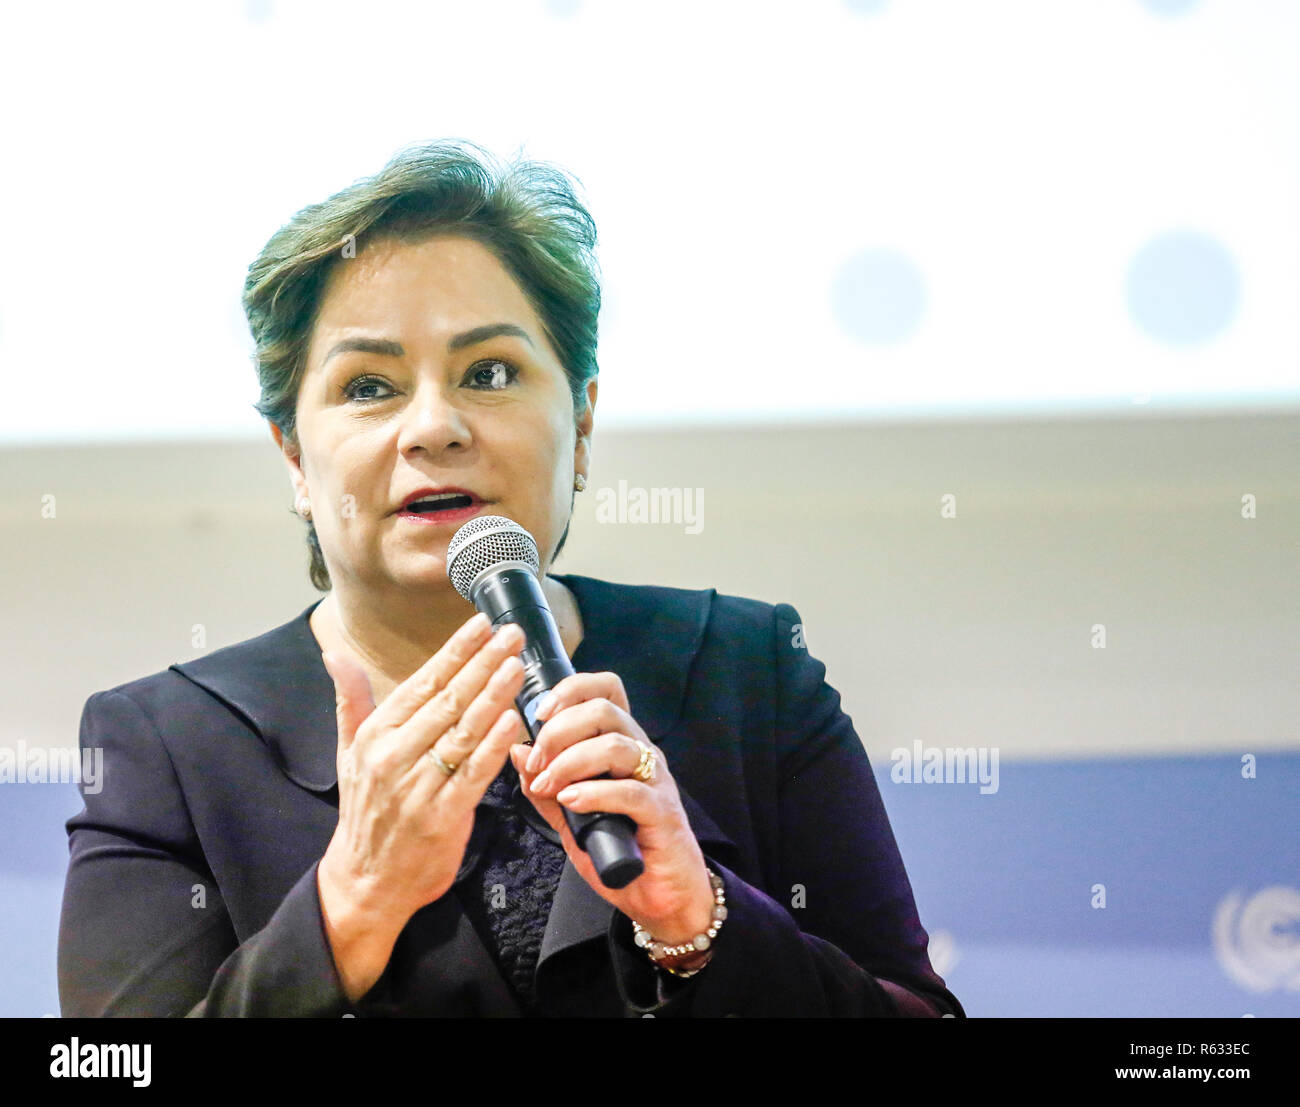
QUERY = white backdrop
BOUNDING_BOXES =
[2,0,1297,445]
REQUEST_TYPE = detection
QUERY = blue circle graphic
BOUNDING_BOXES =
[831,248,927,346]
[1139,0,1202,17]
[1126,231,1240,346]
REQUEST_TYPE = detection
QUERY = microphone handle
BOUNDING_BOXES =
[472,569,645,890]
[517,687,643,890]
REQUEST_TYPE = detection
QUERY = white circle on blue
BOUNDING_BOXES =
[831,248,927,346]
[1125,230,1240,346]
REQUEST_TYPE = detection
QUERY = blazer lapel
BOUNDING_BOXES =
[171,598,338,794]
[172,574,742,1014]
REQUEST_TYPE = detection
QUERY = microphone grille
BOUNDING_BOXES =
[446,515,541,600]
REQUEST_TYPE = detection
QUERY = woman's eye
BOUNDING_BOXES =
[343,375,393,402]
[343,361,516,401]
[466,359,518,391]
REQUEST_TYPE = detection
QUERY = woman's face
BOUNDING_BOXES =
[275,233,595,596]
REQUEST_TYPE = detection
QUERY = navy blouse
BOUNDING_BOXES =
[452,758,567,1015]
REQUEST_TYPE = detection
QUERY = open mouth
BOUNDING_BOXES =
[405,493,475,513]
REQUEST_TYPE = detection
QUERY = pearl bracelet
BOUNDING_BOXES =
[631,867,727,978]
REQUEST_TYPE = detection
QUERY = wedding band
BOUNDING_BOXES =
[632,741,657,784]
[428,747,459,776]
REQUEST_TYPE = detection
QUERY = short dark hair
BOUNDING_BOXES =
[243,139,601,590]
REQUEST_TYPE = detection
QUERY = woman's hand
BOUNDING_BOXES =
[316,611,527,1001]
[509,672,716,946]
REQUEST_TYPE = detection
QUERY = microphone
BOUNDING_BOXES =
[446,515,645,890]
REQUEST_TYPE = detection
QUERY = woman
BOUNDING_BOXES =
[57,140,963,1017]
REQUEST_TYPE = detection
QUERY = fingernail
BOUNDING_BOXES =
[526,745,544,772]
[529,771,551,794]
[497,655,522,680]
[556,786,578,804]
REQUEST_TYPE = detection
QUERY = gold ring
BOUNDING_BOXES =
[428,747,459,776]
[632,741,657,784]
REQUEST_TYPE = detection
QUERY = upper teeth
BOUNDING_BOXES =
[411,493,464,507]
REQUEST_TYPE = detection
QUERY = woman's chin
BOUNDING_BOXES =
[362,554,455,593]
[394,564,456,589]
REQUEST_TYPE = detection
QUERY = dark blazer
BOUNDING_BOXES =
[58,573,964,1018]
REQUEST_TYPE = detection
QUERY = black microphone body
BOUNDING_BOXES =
[469,565,645,890]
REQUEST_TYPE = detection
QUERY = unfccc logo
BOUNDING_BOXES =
[1212,885,1300,992]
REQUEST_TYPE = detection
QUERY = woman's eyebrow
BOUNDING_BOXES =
[322,323,534,366]
[322,337,404,365]
[447,322,535,352]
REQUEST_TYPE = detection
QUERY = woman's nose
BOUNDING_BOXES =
[396,383,472,455]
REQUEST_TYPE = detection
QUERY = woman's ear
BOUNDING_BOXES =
[269,421,309,506]
[574,379,597,477]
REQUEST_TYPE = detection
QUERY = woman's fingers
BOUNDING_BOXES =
[534,671,630,721]
[401,651,526,788]
[410,702,524,808]
[392,623,525,768]
[446,653,527,759]
[448,703,526,798]
[512,740,677,873]
[320,650,377,753]
[526,731,647,798]
[528,697,637,773]
[509,743,572,840]
[546,778,668,825]
[377,611,494,730]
